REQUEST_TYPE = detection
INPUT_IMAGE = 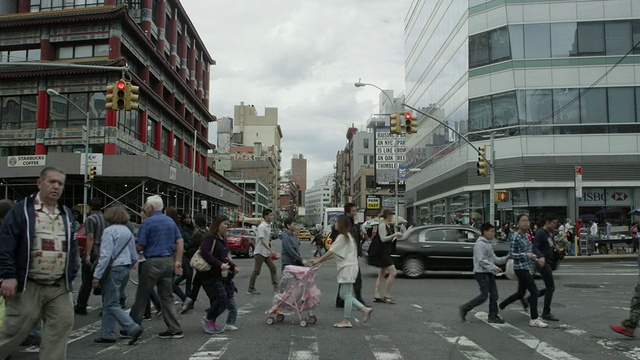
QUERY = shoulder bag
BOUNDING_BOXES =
[190,237,217,272]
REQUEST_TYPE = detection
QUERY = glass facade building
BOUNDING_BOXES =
[404,0,640,230]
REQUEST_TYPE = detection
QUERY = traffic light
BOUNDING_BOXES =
[494,191,510,203]
[107,80,127,110]
[389,112,402,134]
[125,81,140,111]
[404,112,418,134]
[477,145,487,177]
[105,83,114,110]
[88,166,97,181]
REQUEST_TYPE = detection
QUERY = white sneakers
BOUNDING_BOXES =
[529,318,549,328]
[224,324,239,331]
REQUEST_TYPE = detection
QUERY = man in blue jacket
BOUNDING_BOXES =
[0,166,78,360]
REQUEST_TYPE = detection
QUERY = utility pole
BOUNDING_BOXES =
[489,132,496,226]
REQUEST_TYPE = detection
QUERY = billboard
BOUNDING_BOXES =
[374,128,406,186]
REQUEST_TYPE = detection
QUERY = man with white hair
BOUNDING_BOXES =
[129,195,185,339]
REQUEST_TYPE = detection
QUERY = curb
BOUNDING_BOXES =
[562,255,637,263]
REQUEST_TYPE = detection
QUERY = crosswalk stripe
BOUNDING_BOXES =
[288,328,319,360]
[426,322,497,360]
[22,319,103,353]
[365,334,403,360]
[188,337,231,360]
[475,312,580,360]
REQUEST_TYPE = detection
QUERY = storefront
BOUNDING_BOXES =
[578,188,635,228]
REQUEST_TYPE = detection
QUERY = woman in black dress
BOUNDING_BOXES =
[371,209,402,304]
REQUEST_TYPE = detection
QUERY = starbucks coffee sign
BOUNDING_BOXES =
[7,155,46,167]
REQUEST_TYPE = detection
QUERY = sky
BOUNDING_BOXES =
[181,0,411,189]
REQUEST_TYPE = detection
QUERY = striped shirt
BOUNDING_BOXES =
[508,231,534,271]
[29,192,68,284]
[86,210,107,253]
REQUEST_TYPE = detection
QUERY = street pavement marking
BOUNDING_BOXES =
[475,312,580,360]
[22,318,104,353]
[426,322,498,360]
[365,334,403,360]
[188,336,231,360]
[288,328,319,360]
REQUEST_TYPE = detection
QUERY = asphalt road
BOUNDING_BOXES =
[8,241,640,360]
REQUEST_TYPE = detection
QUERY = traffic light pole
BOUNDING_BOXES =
[394,133,399,230]
[489,132,495,226]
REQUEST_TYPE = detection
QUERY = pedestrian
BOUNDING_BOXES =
[610,248,640,337]
[70,206,82,233]
[311,215,373,328]
[370,209,402,304]
[129,195,185,339]
[177,213,194,294]
[0,166,79,359]
[590,220,598,237]
[281,218,303,272]
[336,203,367,308]
[136,208,162,320]
[313,230,325,257]
[200,215,239,334]
[632,222,639,253]
[247,209,278,295]
[532,216,560,322]
[222,266,239,331]
[91,206,142,345]
[460,223,508,323]
[499,214,548,328]
[0,199,13,222]
[181,213,207,314]
[75,198,107,316]
[164,207,192,309]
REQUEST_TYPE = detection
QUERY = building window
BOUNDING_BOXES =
[0,95,38,130]
[492,91,518,128]
[606,21,633,55]
[173,137,180,161]
[118,110,140,138]
[147,118,156,149]
[0,48,41,63]
[57,43,109,59]
[551,23,578,58]
[469,96,492,132]
[578,22,605,56]
[48,91,105,128]
[0,147,35,156]
[31,0,105,12]
[161,127,170,156]
[183,142,190,165]
[363,138,369,149]
[524,24,551,59]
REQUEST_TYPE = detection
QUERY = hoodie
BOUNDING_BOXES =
[473,236,507,273]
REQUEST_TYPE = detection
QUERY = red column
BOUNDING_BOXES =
[167,13,178,68]
[168,131,174,159]
[178,138,184,163]
[140,0,153,37]
[195,59,204,99]
[155,0,166,51]
[195,152,200,174]
[35,91,48,155]
[187,41,196,90]
[104,111,117,155]
[155,123,162,151]
[187,144,192,169]
[178,32,188,79]
[203,65,210,108]
[17,0,29,12]
[140,65,150,83]
[139,111,148,143]
[202,154,208,177]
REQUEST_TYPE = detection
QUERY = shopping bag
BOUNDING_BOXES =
[505,259,517,280]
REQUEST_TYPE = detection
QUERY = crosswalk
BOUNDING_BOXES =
[15,301,633,360]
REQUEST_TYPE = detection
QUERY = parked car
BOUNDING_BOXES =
[297,229,311,240]
[227,228,256,258]
[365,225,509,278]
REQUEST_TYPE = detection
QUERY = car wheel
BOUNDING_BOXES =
[248,245,255,258]
[402,257,424,279]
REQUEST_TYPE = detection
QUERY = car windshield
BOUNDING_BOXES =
[227,230,246,235]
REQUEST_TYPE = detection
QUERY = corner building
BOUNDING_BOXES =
[0,0,240,218]
[404,0,640,228]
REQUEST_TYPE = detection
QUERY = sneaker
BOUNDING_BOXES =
[488,316,505,324]
[143,314,152,321]
[498,302,507,310]
[610,324,635,338]
[224,324,238,331]
[246,288,260,295]
[158,331,184,339]
[529,318,549,328]
[128,328,143,346]
[202,319,224,334]
[74,306,88,316]
[180,298,193,314]
[119,330,132,339]
[459,306,469,322]
[542,314,559,322]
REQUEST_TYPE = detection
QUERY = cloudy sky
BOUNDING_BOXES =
[181,0,411,188]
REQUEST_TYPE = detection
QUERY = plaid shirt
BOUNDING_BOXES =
[508,231,533,271]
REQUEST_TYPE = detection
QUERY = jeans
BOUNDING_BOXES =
[226,298,237,325]
[202,279,229,323]
[248,254,278,290]
[462,273,499,317]
[537,263,555,316]
[138,261,161,317]
[623,284,640,330]
[501,269,539,319]
[76,261,94,308]
[338,283,365,320]
[100,266,141,339]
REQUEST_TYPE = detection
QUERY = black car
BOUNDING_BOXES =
[366,225,509,278]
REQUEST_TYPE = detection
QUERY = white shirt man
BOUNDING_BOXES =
[590,222,599,237]
[247,209,278,295]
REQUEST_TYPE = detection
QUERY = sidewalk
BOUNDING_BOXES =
[563,254,637,263]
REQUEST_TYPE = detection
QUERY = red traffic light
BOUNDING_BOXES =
[117,81,126,90]
[405,112,411,119]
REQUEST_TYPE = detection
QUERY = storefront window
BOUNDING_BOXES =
[432,199,446,224]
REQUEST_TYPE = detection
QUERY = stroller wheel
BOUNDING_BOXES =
[266,317,276,325]
[276,314,285,322]
[299,319,308,327]
[307,315,317,324]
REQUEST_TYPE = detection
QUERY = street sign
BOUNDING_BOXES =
[575,166,583,199]
[169,166,177,180]
[398,165,407,180]
[7,155,46,167]
[366,196,381,209]
[80,153,103,175]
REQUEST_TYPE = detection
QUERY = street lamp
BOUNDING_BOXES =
[355,81,401,228]
[47,88,90,222]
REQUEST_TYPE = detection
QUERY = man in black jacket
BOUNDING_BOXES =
[336,203,368,308]
[532,216,559,322]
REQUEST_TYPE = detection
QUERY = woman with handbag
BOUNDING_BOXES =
[192,215,239,334]
[371,209,402,304]
[92,206,143,345]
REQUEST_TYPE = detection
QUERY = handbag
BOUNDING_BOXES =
[190,238,217,272]
[94,234,133,295]
[367,233,382,257]
[505,258,517,280]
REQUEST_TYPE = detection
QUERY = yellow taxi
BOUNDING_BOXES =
[297,229,312,240]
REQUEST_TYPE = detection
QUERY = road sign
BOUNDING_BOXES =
[80,153,103,175]
[398,165,407,180]
[7,155,46,167]
[366,196,381,209]
[575,166,583,199]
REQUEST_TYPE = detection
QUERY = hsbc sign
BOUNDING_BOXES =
[579,188,632,206]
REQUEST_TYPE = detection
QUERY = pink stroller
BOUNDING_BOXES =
[265,265,321,327]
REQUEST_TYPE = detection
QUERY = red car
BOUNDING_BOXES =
[76,224,87,256]
[227,228,256,258]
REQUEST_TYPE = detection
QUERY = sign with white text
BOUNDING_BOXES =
[374,128,406,186]
[7,155,46,167]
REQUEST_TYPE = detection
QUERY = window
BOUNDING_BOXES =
[48,91,104,128]
[553,88,580,124]
[524,24,551,58]
[469,96,492,131]
[489,27,510,62]
[0,95,37,130]
[509,25,524,59]
[183,142,190,165]
[363,138,369,149]
[492,91,518,128]
[173,136,180,161]
[606,21,632,55]
[551,23,578,57]
[0,48,41,62]
[469,32,489,68]
[147,119,156,149]
[607,87,635,123]
[524,89,553,125]
[118,111,139,138]
[31,0,104,11]
[580,88,607,124]
[161,127,170,156]
[633,20,640,54]
[578,22,605,55]
[57,43,109,59]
